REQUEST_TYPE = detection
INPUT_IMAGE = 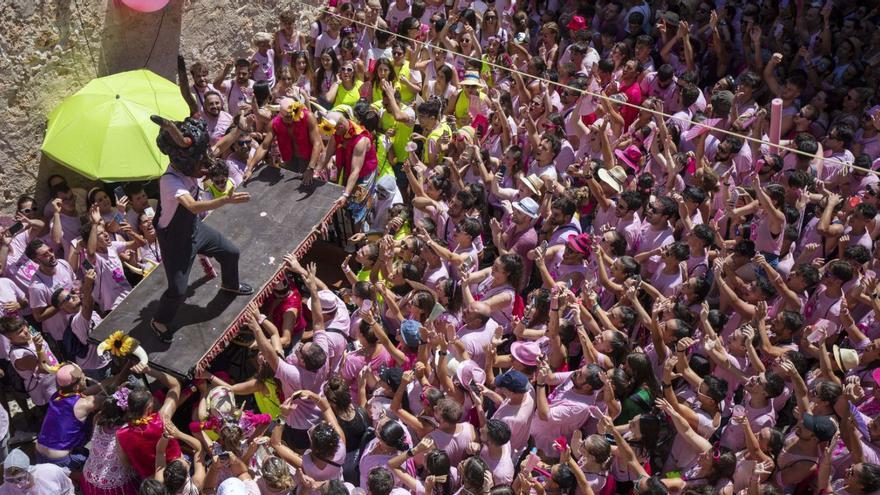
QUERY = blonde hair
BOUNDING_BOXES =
[254,32,273,45]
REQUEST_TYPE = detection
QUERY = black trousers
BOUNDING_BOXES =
[154,222,240,325]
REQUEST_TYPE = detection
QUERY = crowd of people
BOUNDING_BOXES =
[3,0,880,493]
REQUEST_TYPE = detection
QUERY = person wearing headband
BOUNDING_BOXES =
[305,108,379,226]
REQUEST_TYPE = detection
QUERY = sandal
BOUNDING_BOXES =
[150,320,173,344]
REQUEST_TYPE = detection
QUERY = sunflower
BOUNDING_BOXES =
[318,119,336,136]
[289,102,305,122]
[106,330,135,357]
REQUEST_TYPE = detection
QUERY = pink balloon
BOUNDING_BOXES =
[120,0,170,13]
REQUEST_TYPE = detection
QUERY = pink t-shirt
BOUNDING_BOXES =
[93,241,132,313]
[529,374,598,454]
[299,440,346,495]
[456,319,498,370]
[274,356,328,430]
[427,423,477,466]
[28,260,76,341]
[482,442,515,485]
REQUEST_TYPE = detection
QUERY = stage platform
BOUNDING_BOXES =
[89,167,343,379]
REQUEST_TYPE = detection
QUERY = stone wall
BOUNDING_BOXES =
[0,0,318,212]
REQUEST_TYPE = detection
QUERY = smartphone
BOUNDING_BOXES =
[113,186,126,201]
[540,240,548,251]
[498,165,508,177]
[6,221,24,236]
[28,326,39,337]
[361,299,373,312]
[289,390,304,401]
[211,442,224,457]
[469,379,481,394]
[144,206,155,218]
[114,212,125,225]
[82,259,94,271]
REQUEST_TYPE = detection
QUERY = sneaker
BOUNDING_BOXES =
[220,283,254,296]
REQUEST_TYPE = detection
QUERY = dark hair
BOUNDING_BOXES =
[551,196,577,217]
[763,371,785,398]
[138,479,168,495]
[626,352,661,398]
[323,375,353,411]
[25,239,48,261]
[827,259,855,283]
[126,386,154,420]
[315,48,340,89]
[253,80,271,106]
[496,253,523,289]
[553,464,577,493]
[301,342,328,371]
[461,456,490,490]
[378,420,409,451]
[311,422,341,460]
[163,459,189,493]
[486,418,511,445]
[858,463,880,492]
[680,84,700,107]
[702,375,728,404]
[367,467,395,495]
[619,190,644,211]
[417,98,443,118]
[457,217,483,238]
[606,231,627,257]
[844,244,871,265]
[0,316,26,335]
[682,186,706,204]
[691,224,715,248]
[666,241,690,262]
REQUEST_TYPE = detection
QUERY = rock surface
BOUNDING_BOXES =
[0,0,318,211]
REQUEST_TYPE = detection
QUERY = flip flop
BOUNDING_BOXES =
[150,320,173,344]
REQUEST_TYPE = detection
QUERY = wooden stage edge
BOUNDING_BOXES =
[89,167,343,379]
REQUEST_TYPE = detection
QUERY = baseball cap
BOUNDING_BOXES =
[495,370,529,393]
[803,413,838,442]
[400,319,423,347]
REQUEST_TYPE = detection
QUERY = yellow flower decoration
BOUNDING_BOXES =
[106,330,135,357]
[289,102,305,122]
[318,119,336,136]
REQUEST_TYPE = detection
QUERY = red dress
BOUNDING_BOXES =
[116,413,182,479]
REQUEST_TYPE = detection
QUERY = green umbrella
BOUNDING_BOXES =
[41,69,189,181]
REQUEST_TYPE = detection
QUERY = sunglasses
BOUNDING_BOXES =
[340,67,354,73]
[237,140,252,147]
[393,51,405,56]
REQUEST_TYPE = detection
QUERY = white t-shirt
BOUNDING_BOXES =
[69,311,112,372]
[157,167,199,229]
[93,241,132,312]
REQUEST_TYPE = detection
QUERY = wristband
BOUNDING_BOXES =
[342,192,350,198]
[438,350,448,356]
[258,314,267,325]
[406,448,415,458]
